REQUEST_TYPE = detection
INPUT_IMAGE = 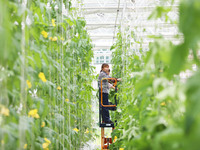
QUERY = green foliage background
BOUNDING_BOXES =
[110,0,200,150]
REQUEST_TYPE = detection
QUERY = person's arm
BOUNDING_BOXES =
[117,78,122,81]
[105,73,121,83]
[106,75,116,83]
[108,83,115,89]
[109,83,119,91]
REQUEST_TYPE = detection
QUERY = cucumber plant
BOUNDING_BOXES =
[110,0,200,150]
[0,0,95,149]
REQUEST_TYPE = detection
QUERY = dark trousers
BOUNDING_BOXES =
[99,91,110,122]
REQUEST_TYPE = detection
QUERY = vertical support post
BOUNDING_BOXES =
[101,127,104,150]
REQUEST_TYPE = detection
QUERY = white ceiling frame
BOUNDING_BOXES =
[82,0,180,54]
[83,7,133,15]
[90,35,116,38]
[86,26,115,30]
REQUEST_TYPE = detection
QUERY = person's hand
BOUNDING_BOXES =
[117,78,122,81]
[111,86,115,89]
[112,86,118,91]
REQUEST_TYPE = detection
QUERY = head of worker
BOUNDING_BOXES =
[101,63,109,73]
[104,69,110,75]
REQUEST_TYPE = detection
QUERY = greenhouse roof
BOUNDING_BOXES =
[82,0,180,51]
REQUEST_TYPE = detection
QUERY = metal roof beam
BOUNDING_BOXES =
[90,34,114,37]
[82,7,133,14]
[86,23,120,26]
[86,24,176,30]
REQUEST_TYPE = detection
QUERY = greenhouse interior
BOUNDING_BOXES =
[0,0,200,149]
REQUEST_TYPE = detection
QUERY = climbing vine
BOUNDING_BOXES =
[0,0,94,150]
[110,0,200,150]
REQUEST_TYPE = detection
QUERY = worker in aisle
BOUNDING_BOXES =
[98,63,121,124]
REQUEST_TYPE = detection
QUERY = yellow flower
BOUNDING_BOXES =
[28,109,37,116]
[60,37,64,41]
[42,138,51,149]
[52,19,56,27]
[57,86,61,90]
[52,36,57,41]
[41,31,48,38]
[161,102,166,106]
[73,128,79,132]
[73,102,76,104]
[119,148,124,150]
[44,138,51,144]
[85,128,89,134]
[1,106,9,116]
[65,99,69,102]
[26,80,32,88]
[28,109,40,118]
[38,72,47,82]
[42,143,49,149]
[1,140,4,145]
[24,144,27,149]
[52,23,56,27]
[49,37,52,40]
[35,113,40,118]
[41,121,45,127]
[113,136,117,142]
